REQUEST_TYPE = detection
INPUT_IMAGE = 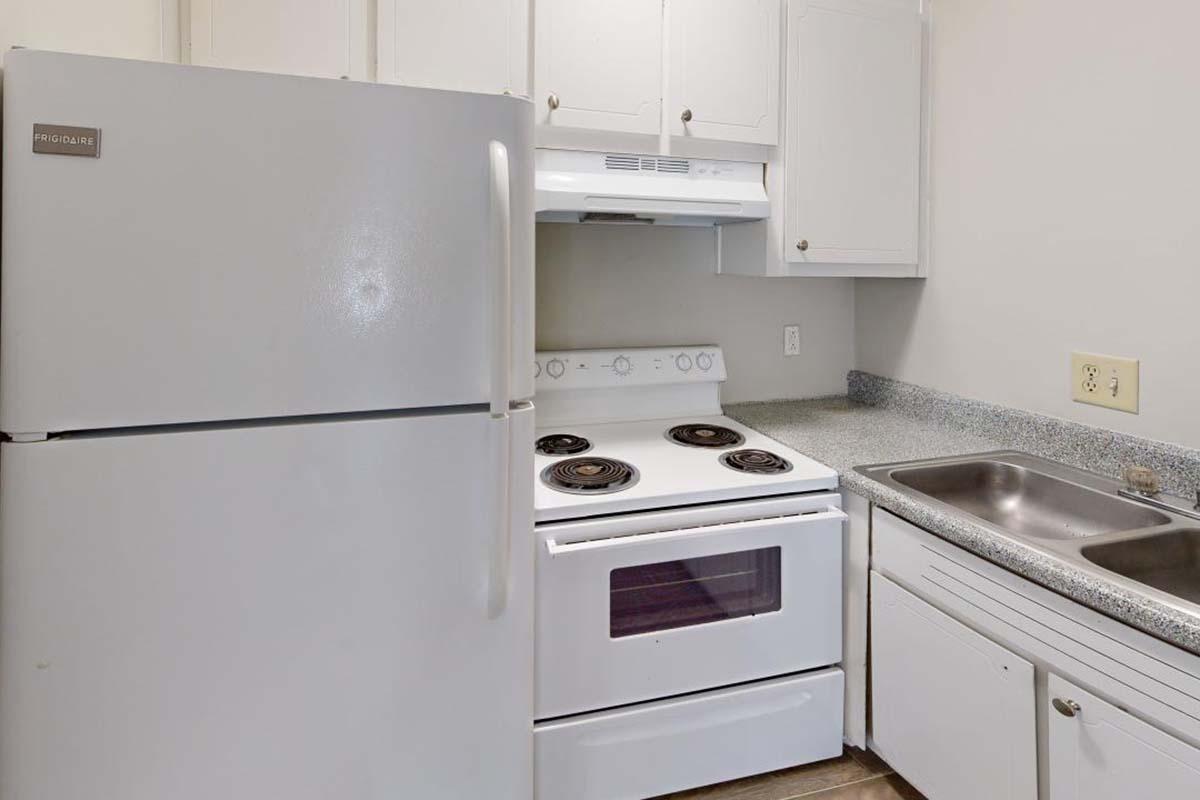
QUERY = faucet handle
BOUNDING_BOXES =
[1123,465,1161,496]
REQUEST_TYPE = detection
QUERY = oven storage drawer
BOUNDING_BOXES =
[534,668,844,800]
[536,498,845,718]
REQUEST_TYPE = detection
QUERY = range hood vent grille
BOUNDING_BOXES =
[604,154,641,171]
[603,154,692,175]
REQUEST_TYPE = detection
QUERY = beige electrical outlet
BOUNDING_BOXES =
[1071,352,1139,413]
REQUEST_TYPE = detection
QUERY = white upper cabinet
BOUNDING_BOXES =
[668,0,781,145]
[1048,674,1200,799]
[871,572,1038,800]
[785,0,923,267]
[377,0,529,96]
[1,0,176,62]
[535,0,663,135]
[188,0,370,79]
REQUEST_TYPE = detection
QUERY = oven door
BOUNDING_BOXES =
[536,493,845,719]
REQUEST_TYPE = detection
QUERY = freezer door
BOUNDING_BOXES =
[0,406,534,800]
[0,50,534,435]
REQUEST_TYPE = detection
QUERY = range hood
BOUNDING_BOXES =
[535,149,769,226]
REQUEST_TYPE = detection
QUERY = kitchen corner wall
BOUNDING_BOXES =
[856,0,1200,450]
[536,224,855,404]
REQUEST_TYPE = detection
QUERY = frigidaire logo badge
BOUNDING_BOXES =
[32,124,101,157]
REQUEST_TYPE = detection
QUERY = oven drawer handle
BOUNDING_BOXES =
[544,506,847,556]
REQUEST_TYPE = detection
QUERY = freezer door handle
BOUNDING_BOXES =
[488,140,512,417]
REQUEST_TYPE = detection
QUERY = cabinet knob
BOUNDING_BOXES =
[681,108,693,123]
[1052,698,1082,718]
[796,239,810,252]
[547,93,560,111]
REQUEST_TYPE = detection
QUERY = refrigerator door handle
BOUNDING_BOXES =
[487,414,512,618]
[487,140,513,618]
[488,140,512,418]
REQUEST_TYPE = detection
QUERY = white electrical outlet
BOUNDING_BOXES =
[1071,351,1139,413]
[783,325,801,356]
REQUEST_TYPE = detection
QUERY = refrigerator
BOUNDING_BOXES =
[0,50,535,799]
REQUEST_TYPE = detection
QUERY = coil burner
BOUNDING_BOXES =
[719,449,793,475]
[536,434,593,456]
[541,457,640,495]
[666,424,745,449]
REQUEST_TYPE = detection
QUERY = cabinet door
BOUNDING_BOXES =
[534,0,663,134]
[1048,674,1200,799]
[2,2,173,62]
[377,0,528,96]
[785,0,922,265]
[668,0,781,145]
[189,0,369,79]
[871,572,1037,800]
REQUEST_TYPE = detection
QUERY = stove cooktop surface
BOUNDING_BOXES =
[534,415,838,523]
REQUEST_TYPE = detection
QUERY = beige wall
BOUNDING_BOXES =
[0,1,171,66]
[856,0,1200,448]
[536,223,856,404]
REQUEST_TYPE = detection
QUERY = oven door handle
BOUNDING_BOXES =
[544,506,847,556]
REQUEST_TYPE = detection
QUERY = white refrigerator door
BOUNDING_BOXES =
[0,406,534,800]
[0,50,534,436]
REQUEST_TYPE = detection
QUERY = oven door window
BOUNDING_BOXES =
[609,547,782,638]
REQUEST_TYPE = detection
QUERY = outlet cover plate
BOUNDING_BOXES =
[784,325,801,356]
[1071,351,1139,413]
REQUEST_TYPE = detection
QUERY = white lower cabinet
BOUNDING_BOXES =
[1048,674,1200,798]
[870,571,1038,800]
[873,507,1200,800]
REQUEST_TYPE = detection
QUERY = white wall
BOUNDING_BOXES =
[537,223,856,403]
[856,0,1200,448]
[0,0,172,66]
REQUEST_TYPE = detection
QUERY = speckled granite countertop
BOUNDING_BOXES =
[728,377,1200,657]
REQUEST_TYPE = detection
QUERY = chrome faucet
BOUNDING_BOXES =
[1117,466,1200,520]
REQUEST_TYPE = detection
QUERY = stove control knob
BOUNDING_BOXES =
[612,355,632,376]
[696,352,713,372]
[534,361,542,379]
[675,353,693,372]
[546,358,566,379]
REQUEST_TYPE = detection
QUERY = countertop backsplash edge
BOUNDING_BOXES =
[844,370,1200,499]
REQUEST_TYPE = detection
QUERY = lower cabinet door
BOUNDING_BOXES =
[870,572,1037,800]
[1048,673,1200,798]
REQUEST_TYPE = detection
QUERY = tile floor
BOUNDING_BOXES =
[652,748,926,800]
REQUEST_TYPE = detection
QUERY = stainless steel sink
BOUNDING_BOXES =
[1082,530,1200,605]
[889,460,1170,540]
[857,451,1198,613]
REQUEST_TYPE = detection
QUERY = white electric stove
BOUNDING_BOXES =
[535,414,837,522]
[532,347,846,800]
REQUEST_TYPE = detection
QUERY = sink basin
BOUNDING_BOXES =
[1082,530,1200,605]
[857,451,1200,616]
[889,460,1171,540]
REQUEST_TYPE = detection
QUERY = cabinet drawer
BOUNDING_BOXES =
[535,669,843,800]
